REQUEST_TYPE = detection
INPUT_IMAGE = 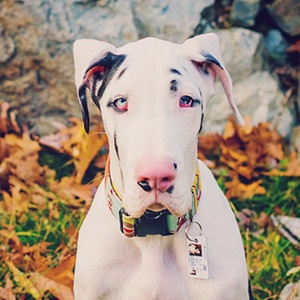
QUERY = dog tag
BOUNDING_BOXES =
[187,235,208,279]
[185,222,209,279]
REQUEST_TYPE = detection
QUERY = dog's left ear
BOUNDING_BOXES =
[183,33,244,125]
[73,39,125,133]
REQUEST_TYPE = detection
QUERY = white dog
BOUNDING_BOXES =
[73,33,252,299]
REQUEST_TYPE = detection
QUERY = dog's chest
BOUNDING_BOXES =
[102,234,198,300]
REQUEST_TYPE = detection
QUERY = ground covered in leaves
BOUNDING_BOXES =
[0,102,299,299]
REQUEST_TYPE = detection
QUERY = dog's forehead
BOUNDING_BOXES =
[118,37,183,60]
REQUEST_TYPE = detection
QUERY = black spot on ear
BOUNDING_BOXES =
[96,53,126,100]
[201,52,224,70]
[77,52,126,133]
[201,63,210,75]
[78,84,90,133]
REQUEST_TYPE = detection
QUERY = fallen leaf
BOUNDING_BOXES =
[30,272,74,300]
[223,117,236,139]
[6,261,40,299]
[44,256,75,288]
[0,274,16,300]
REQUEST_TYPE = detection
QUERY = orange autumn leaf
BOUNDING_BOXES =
[72,130,107,184]
[40,117,108,184]
[201,116,297,199]
[223,117,236,139]
[287,40,300,53]
[0,274,16,300]
[0,228,22,249]
[30,272,74,300]
[44,256,75,288]
[225,176,266,199]
[49,176,95,205]
[5,132,41,158]
[0,102,21,135]
[238,115,253,136]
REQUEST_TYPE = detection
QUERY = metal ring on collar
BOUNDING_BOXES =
[185,221,202,243]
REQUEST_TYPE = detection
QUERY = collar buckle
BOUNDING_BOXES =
[119,208,180,237]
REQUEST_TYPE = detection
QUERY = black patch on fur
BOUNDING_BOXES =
[114,132,120,160]
[198,100,204,134]
[117,67,127,80]
[170,68,182,76]
[201,63,210,75]
[78,52,126,133]
[96,53,126,100]
[166,185,174,194]
[170,79,178,93]
[78,85,90,133]
[201,52,223,70]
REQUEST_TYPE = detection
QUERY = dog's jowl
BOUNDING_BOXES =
[73,33,252,300]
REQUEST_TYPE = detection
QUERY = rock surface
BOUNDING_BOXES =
[0,0,299,136]
[231,0,261,27]
[206,70,293,136]
[267,0,300,36]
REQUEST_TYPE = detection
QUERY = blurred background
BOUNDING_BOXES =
[0,0,299,139]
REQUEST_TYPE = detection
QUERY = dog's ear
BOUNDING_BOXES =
[73,39,125,133]
[183,33,244,126]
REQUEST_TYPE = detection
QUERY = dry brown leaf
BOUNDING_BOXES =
[5,133,41,158]
[72,131,107,184]
[0,102,22,135]
[287,40,300,53]
[0,228,22,249]
[49,176,95,205]
[44,256,75,288]
[6,262,41,299]
[39,117,108,184]
[39,131,69,153]
[226,178,266,199]
[257,212,271,229]
[30,272,74,300]
[223,117,236,139]
[0,274,16,300]
[239,116,253,136]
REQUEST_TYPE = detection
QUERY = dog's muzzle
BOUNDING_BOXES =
[105,156,201,238]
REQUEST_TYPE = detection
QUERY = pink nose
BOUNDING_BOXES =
[136,158,177,193]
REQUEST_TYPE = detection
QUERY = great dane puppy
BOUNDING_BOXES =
[73,33,252,299]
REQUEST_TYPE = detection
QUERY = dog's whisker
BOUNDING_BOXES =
[77,131,108,144]
[84,174,105,186]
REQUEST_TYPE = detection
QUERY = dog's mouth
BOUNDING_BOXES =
[147,203,166,212]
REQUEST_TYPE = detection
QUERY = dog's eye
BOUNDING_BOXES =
[179,95,194,108]
[112,97,128,112]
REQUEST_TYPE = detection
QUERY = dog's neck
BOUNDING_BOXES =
[104,154,201,238]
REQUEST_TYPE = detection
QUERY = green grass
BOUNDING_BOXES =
[224,175,300,300]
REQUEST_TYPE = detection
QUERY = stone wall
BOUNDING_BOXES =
[0,0,299,137]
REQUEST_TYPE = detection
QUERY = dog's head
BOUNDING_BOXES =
[73,34,243,218]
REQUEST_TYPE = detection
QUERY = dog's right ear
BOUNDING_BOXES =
[73,39,122,133]
[183,33,244,126]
